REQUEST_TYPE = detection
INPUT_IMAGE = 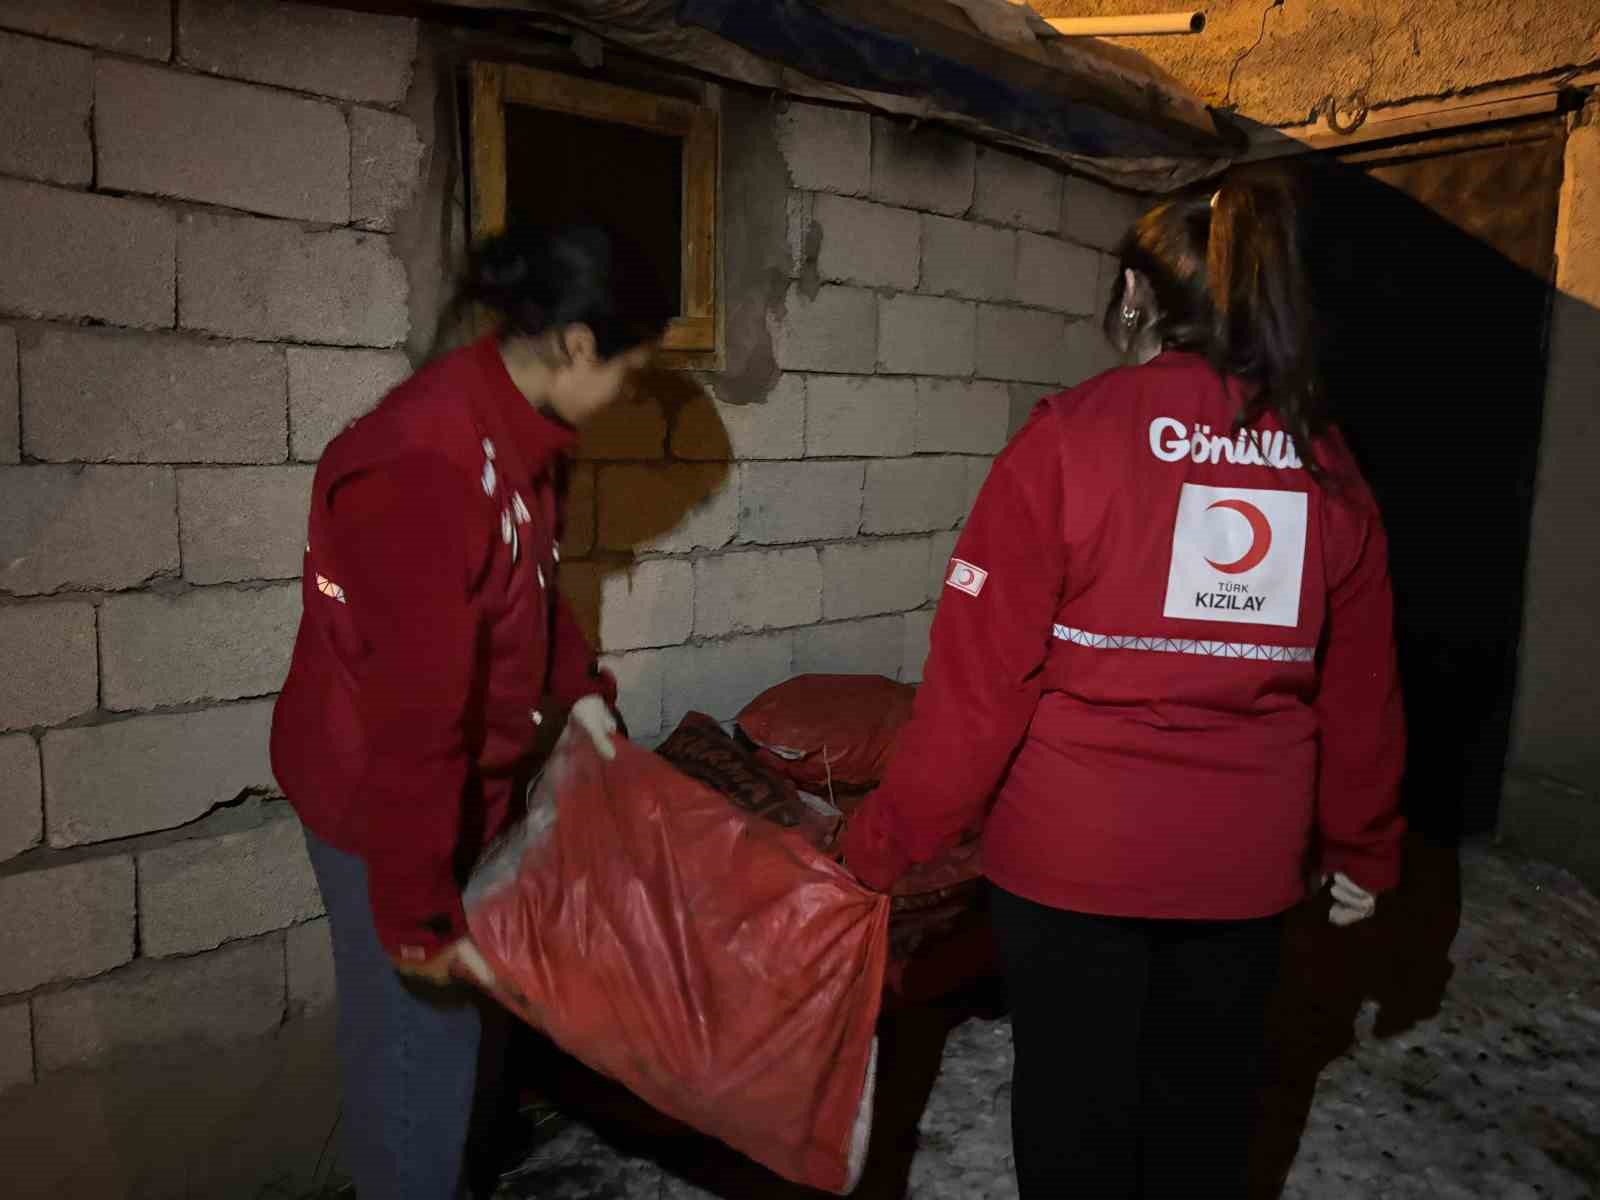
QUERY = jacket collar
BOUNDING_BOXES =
[463,334,577,480]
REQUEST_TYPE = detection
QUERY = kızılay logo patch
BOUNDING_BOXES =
[1163,484,1307,627]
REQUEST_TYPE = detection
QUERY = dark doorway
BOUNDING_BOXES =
[1298,118,1567,839]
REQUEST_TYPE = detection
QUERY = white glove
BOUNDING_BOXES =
[569,693,619,761]
[452,940,499,990]
[1322,871,1377,927]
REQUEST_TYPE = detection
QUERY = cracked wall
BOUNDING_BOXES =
[1033,0,1600,127]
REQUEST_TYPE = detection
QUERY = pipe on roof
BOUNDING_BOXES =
[1043,12,1206,37]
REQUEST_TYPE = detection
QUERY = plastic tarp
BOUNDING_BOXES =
[464,732,890,1194]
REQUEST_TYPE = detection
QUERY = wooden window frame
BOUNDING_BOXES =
[470,62,720,369]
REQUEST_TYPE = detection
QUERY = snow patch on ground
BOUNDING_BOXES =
[497,845,1600,1198]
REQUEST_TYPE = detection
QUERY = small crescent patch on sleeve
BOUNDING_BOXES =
[945,558,988,597]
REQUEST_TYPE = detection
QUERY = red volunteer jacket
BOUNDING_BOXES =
[845,352,1405,919]
[271,336,612,959]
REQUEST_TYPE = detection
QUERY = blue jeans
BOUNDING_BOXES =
[305,828,504,1199]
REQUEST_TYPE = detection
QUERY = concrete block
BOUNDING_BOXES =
[1,328,15,464]
[99,584,300,711]
[0,603,97,733]
[863,457,970,534]
[1015,233,1101,315]
[671,376,805,461]
[139,811,322,957]
[870,117,975,215]
[597,464,737,554]
[926,530,961,603]
[600,649,667,742]
[21,328,287,465]
[352,108,425,232]
[179,212,408,348]
[974,147,1061,234]
[178,0,418,106]
[693,548,821,637]
[1498,772,1600,897]
[902,608,936,683]
[575,396,668,460]
[561,561,693,653]
[0,733,42,864]
[771,285,877,374]
[921,216,1015,301]
[1096,251,1121,318]
[32,936,285,1072]
[976,305,1071,384]
[879,294,977,378]
[0,179,174,329]
[964,456,993,517]
[915,379,1011,455]
[179,467,314,584]
[786,192,815,278]
[96,61,348,224]
[660,633,793,727]
[1061,174,1145,251]
[793,616,905,679]
[805,375,917,458]
[0,32,92,186]
[287,346,410,461]
[1062,316,1122,386]
[0,0,170,59]
[737,460,864,545]
[821,538,930,621]
[0,857,135,996]
[1008,382,1048,438]
[0,466,178,596]
[560,464,596,560]
[286,918,335,1017]
[813,195,920,290]
[0,1002,29,1093]
[43,700,276,848]
[777,102,870,195]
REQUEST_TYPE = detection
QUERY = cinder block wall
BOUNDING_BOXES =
[0,0,1141,1110]
[576,101,1134,744]
[0,0,419,1098]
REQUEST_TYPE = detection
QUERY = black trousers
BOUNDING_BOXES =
[990,887,1282,1199]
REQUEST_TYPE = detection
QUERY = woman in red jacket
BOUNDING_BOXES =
[271,225,669,1199]
[845,173,1405,1197]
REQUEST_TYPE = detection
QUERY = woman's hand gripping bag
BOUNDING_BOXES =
[463,730,890,1194]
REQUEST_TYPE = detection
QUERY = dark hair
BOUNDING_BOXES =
[457,224,673,360]
[1105,168,1327,476]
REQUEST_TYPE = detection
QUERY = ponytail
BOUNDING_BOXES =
[1106,166,1329,478]
[1206,174,1325,475]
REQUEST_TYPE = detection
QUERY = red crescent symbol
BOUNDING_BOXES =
[1205,499,1272,574]
[954,566,975,586]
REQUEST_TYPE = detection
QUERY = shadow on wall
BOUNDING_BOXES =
[558,366,732,650]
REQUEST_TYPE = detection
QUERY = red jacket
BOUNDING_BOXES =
[272,336,612,959]
[845,352,1405,919]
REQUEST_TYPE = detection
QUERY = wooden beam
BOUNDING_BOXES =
[1242,70,1597,160]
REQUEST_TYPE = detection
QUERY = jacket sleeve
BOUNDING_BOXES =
[547,593,617,710]
[329,454,486,959]
[843,410,1067,890]
[1314,495,1407,893]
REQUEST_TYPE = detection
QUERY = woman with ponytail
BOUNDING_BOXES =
[844,169,1404,1197]
[272,225,670,1198]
